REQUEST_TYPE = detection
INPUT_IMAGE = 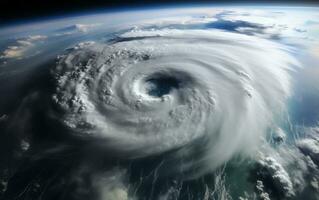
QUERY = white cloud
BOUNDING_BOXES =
[135,15,217,28]
[258,156,295,197]
[74,24,100,32]
[219,8,319,43]
[0,35,47,59]
[54,23,101,36]
[297,134,319,164]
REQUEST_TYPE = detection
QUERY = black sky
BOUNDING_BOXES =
[0,0,318,24]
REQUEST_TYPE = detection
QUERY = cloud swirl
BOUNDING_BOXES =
[51,29,298,175]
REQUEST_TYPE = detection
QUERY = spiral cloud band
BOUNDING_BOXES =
[52,29,298,173]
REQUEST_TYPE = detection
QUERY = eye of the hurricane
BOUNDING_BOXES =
[145,76,180,97]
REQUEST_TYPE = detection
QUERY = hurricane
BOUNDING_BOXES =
[51,29,298,176]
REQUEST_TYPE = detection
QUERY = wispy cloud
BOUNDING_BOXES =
[0,35,47,60]
[54,23,101,36]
